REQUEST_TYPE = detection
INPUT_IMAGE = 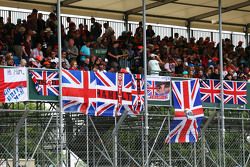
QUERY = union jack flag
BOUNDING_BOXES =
[95,71,133,117]
[223,81,247,104]
[165,79,203,143]
[129,74,144,115]
[62,70,97,115]
[200,79,221,103]
[30,70,59,96]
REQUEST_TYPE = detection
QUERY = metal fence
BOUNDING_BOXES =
[1,103,250,167]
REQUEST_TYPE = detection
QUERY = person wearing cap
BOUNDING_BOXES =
[148,53,163,75]
[182,71,188,78]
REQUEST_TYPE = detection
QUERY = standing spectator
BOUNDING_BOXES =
[22,34,32,61]
[146,25,155,38]
[30,9,38,31]
[37,13,46,34]
[13,26,25,59]
[4,17,15,38]
[107,40,124,69]
[148,53,163,75]
[90,17,102,41]
[103,22,114,39]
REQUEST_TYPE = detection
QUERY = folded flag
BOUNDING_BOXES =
[165,79,203,143]
[30,70,59,96]
[0,67,28,103]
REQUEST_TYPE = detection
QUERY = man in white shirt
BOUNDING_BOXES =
[148,53,163,75]
[31,43,43,59]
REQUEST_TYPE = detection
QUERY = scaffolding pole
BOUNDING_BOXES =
[142,0,149,166]
[57,0,64,166]
[218,0,225,166]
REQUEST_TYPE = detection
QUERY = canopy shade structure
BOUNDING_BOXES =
[1,0,250,32]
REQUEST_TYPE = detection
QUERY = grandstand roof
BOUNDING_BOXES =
[1,0,250,32]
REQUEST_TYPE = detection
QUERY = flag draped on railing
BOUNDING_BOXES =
[165,79,204,143]
[0,67,28,103]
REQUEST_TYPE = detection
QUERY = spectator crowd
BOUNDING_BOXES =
[0,9,250,81]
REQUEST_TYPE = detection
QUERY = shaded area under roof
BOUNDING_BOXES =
[0,0,250,32]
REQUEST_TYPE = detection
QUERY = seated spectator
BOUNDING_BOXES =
[50,49,59,65]
[79,42,91,62]
[65,38,79,61]
[19,59,27,67]
[31,43,43,59]
[62,50,70,69]
[69,59,78,70]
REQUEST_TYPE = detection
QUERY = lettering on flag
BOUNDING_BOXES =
[0,67,28,103]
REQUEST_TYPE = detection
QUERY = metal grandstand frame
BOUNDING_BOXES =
[0,0,250,167]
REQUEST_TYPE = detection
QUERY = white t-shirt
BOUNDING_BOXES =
[51,57,59,64]
[148,59,161,74]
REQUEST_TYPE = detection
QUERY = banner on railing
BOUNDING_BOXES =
[147,75,171,106]
[0,67,250,111]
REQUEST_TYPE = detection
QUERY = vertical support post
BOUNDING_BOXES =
[194,143,197,167]
[86,115,89,167]
[113,116,118,167]
[56,110,59,165]
[141,116,145,166]
[211,32,214,42]
[242,114,245,166]
[57,0,64,166]
[14,133,19,167]
[25,117,27,161]
[168,110,172,167]
[202,131,206,167]
[171,28,174,37]
[218,0,225,166]
[186,21,191,42]
[217,111,222,167]
[142,0,149,166]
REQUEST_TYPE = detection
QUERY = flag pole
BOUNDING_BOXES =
[218,0,225,166]
[142,0,149,167]
[57,0,64,166]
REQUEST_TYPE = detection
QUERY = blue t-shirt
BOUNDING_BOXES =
[80,45,90,57]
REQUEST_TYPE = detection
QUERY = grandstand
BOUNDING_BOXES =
[0,0,250,167]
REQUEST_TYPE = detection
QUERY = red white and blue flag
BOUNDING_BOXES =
[223,81,247,105]
[129,74,144,115]
[200,79,221,103]
[95,71,133,117]
[0,67,28,103]
[165,79,203,143]
[62,70,97,115]
[30,70,59,96]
